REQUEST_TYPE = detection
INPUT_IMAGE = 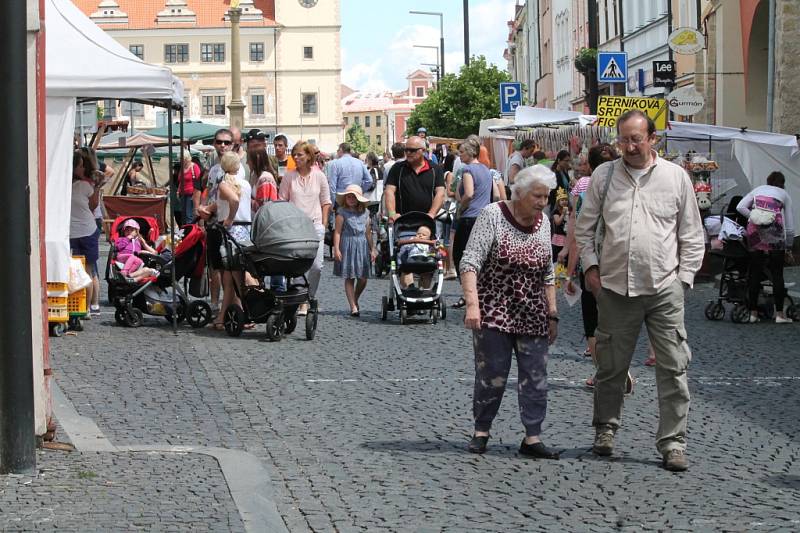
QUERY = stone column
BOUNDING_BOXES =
[773,0,800,134]
[227,7,246,129]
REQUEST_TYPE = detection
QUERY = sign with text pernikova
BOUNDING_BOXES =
[596,95,668,130]
[667,86,705,116]
[668,27,704,55]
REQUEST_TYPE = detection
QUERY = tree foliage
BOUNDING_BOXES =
[345,122,371,155]
[406,56,513,139]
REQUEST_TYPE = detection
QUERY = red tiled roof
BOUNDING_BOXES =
[71,1,277,30]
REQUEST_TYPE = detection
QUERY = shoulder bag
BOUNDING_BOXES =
[594,161,616,260]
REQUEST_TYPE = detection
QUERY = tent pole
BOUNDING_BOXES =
[168,107,177,335]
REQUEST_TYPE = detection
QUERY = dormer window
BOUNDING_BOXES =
[90,0,128,24]
[157,0,196,24]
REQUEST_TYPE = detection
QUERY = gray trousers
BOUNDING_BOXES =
[593,279,692,453]
[473,328,549,437]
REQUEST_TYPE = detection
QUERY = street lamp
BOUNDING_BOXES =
[409,10,444,78]
[414,45,440,82]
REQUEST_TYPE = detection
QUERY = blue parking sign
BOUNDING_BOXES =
[597,52,628,83]
[499,82,522,115]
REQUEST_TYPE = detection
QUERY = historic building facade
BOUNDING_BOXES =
[73,0,342,148]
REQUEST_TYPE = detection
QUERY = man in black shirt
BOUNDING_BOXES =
[384,136,445,223]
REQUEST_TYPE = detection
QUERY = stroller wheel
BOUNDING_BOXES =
[224,304,245,337]
[305,309,318,341]
[439,295,447,320]
[68,317,84,332]
[187,301,212,328]
[49,323,67,337]
[114,308,125,326]
[381,296,388,321]
[124,306,143,327]
[731,304,750,324]
[284,315,298,335]
[266,313,284,341]
[704,302,725,321]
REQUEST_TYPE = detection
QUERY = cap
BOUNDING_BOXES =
[123,218,140,230]
[417,127,427,134]
[246,129,269,142]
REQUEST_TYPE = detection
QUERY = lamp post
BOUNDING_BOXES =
[409,10,444,77]
[227,5,246,129]
[414,45,440,83]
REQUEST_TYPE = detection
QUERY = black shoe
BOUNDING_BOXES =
[468,434,489,454]
[519,440,560,459]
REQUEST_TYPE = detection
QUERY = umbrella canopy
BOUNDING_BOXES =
[147,121,222,143]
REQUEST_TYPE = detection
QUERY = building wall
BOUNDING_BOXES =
[536,0,554,107]
[79,0,342,149]
[552,0,572,109]
[569,0,589,111]
[341,111,388,151]
[622,0,670,97]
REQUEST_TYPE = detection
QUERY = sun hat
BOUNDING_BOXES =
[122,218,140,230]
[336,184,369,208]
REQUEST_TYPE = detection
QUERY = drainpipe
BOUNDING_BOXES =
[766,0,775,132]
[0,0,36,475]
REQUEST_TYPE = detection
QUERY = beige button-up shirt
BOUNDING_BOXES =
[574,154,705,297]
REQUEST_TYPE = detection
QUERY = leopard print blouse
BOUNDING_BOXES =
[460,202,555,337]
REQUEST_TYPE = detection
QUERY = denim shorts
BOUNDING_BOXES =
[70,229,100,275]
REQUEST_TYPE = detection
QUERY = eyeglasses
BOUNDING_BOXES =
[214,139,232,146]
[404,147,423,153]
[616,136,648,146]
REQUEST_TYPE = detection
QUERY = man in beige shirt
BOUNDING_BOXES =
[574,110,705,472]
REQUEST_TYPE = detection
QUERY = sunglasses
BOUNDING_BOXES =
[214,139,232,145]
[404,147,422,153]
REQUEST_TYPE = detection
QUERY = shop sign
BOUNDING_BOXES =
[667,86,705,116]
[597,95,668,130]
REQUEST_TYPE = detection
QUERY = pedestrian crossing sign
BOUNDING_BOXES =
[597,52,628,83]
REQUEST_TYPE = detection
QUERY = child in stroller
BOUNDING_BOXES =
[106,216,212,328]
[115,219,159,282]
[381,211,446,324]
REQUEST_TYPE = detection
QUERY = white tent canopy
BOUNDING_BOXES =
[45,0,184,282]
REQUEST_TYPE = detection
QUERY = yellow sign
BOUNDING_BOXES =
[596,95,668,130]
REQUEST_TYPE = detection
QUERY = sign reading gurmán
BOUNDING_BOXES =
[596,95,668,130]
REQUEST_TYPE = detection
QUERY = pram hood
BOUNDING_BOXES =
[393,211,436,238]
[249,201,320,260]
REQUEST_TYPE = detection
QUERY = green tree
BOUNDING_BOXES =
[345,122,371,155]
[406,56,513,139]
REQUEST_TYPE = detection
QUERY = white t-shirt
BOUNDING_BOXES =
[506,152,525,184]
[70,180,98,239]
[216,175,253,224]
[207,161,247,204]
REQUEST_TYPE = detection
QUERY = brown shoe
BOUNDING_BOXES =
[662,449,689,472]
[592,429,614,456]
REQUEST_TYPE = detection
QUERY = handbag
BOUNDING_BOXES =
[594,162,616,259]
[748,206,776,227]
[435,200,457,225]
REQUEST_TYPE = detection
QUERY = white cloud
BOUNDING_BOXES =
[341,48,390,93]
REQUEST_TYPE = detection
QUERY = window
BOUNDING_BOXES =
[201,94,226,116]
[354,116,360,125]
[302,93,318,114]
[129,44,144,60]
[415,87,424,97]
[303,46,314,60]
[164,44,189,63]
[365,116,371,127]
[251,94,264,115]
[121,101,144,117]
[366,135,371,145]
[344,116,349,125]
[201,43,225,63]
[376,115,381,127]
[376,135,382,146]
[249,42,264,62]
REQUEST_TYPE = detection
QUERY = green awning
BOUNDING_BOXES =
[146,120,222,143]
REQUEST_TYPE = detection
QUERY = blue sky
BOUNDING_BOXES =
[341,0,517,93]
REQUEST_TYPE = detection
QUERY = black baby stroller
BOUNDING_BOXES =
[106,217,212,328]
[381,211,446,324]
[219,201,320,341]
[705,196,797,322]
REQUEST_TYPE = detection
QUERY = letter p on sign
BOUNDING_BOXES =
[500,82,522,115]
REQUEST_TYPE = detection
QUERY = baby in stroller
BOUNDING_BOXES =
[115,219,158,282]
[397,224,438,289]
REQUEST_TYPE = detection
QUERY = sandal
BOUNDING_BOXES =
[207,322,225,331]
[243,322,256,330]
[452,297,466,309]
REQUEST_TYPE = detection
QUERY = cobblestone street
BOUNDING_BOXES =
[22,264,800,531]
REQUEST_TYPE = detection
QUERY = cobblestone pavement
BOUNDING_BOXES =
[40,260,800,531]
[0,448,244,531]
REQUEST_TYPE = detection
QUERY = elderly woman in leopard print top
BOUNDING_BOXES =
[459,164,560,459]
